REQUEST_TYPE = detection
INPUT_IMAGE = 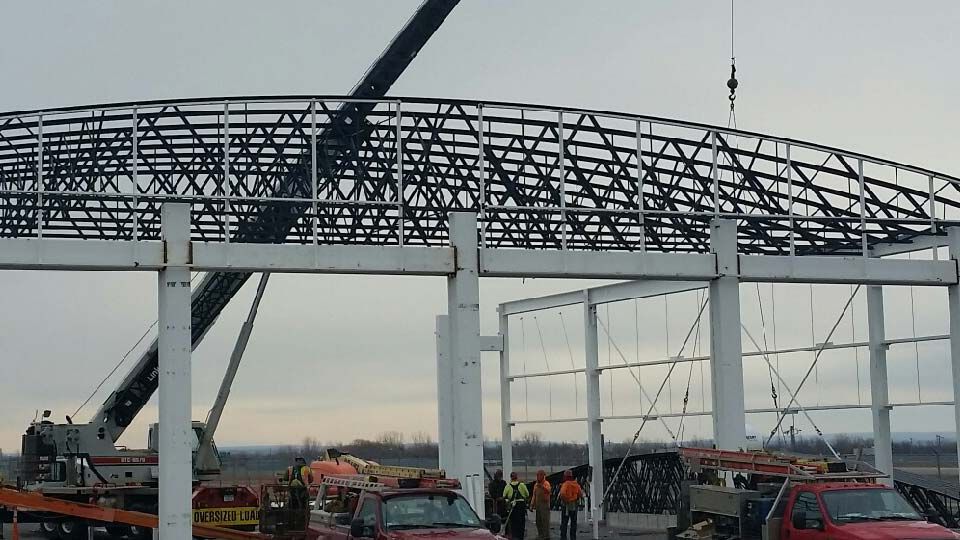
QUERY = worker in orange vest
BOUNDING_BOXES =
[530,470,552,540]
[558,470,584,540]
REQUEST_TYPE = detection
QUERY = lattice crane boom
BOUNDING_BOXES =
[92,0,460,441]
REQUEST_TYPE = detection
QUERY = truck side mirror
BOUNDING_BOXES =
[485,514,502,534]
[350,518,367,538]
[791,511,807,530]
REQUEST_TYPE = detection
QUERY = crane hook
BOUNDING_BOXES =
[727,60,738,111]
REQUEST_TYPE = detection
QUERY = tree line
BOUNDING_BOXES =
[227,430,958,469]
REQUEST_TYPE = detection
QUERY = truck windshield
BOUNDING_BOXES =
[821,488,921,523]
[383,494,482,530]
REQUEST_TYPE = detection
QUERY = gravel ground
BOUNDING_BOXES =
[3,519,668,540]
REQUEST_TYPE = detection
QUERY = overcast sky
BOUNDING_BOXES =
[2,1,959,454]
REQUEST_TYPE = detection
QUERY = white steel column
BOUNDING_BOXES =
[583,292,603,540]
[436,315,455,474]
[708,219,747,450]
[157,203,193,539]
[498,308,513,478]
[447,212,484,517]
[947,227,960,484]
[866,285,894,486]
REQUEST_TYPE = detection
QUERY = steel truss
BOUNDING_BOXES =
[541,452,684,515]
[1,97,957,254]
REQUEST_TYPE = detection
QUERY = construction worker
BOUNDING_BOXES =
[285,457,315,528]
[489,469,508,519]
[530,470,552,540]
[502,471,530,540]
[558,470,584,540]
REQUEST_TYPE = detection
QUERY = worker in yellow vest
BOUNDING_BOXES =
[285,456,315,528]
[502,472,530,540]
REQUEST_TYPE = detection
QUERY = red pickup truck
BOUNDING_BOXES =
[772,482,958,540]
[309,484,502,540]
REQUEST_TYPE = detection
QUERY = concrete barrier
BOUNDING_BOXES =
[547,511,676,532]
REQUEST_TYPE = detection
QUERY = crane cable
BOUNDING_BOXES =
[765,285,862,448]
[533,316,554,419]
[742,324,842,460]
[72,271,204,420]
[558,312,580,415]
[676,290,705,443]
[727,0,739,128]
[599,296,710,507]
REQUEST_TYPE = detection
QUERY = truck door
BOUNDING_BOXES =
[784,491,828,540]
[350,496,380,540]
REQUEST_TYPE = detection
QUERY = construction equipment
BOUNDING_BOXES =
[296,473,499,540]
[676,447,954,540]
[14,274,271,539]
[11,2,462,536]
[317,449,447,482]
[679,447,883,481]
[91,0,461,447]
[0,487,264,540]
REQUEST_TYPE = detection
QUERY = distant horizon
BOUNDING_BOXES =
[207,430,956,453]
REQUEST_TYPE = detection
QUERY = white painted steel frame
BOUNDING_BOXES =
[583,291,604,540]
[157,204,193,539]
[493,225,960,495]
[1,239,953,286]
[445,213,484,517]
[507,400,956,426]
[708,220,747,450]
[948,227,960,484]
[867,285,894,486]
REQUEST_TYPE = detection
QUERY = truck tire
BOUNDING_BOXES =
[128,524,153,540]
[128,503,156,540]
[105,524,129,537]
[40,521,59,539]
[56,520,89,540]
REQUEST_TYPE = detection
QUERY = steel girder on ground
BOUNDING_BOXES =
[536,452,684,514]
[1,96,958,255]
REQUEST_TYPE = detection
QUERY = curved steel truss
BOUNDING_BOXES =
[1,96,958,254]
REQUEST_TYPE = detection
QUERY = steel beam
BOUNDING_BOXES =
[870,235,944,258]
[498,290,585,316]
[583,291,603,539]
[0,238,955,286]
[511,400,955,425]
[480,334,504,352]
[947,227,960,485]
[739,254,957,285]
[435,315,454,475]
[498,280,704,316]
[157,204,192,539]
[0,239,164,270]
[709,219,747,450]
[194,243,454,275]
[447,212,484,517]
[498,309,513,478]
[867,285,894,486]
[481,249,716,281]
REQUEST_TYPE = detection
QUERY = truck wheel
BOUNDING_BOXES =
[128,503,156,540]
[105,524,129,537]
[40,521,59,539]
[128,524,154,540]
[56,520,89,540]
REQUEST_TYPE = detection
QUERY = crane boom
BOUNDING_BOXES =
[92,0,460,441]
[195,273,270,471]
